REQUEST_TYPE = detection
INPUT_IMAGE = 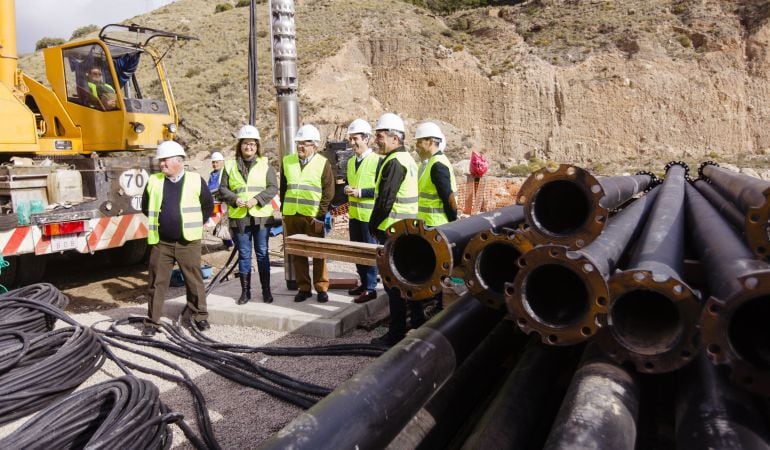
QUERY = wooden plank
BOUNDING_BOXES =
[285,234,381,265]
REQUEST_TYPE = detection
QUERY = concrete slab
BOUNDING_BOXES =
[167,268,387,338]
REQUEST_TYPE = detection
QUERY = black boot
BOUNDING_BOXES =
[237,273,251,305]
[259,271,273,303]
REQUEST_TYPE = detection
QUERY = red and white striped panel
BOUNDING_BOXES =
[0,214,148,257]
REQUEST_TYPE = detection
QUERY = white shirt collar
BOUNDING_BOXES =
[356,148,372,162]
[168,169,185,183]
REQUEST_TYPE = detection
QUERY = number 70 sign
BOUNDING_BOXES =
[119,169,150,197]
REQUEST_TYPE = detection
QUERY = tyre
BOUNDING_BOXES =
[107,239,149,266]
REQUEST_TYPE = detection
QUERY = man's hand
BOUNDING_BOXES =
[204,218,215,230]
[246,198,258,209]
[235,198,246,208]
[312,218,325,236]
[344,185,360,198]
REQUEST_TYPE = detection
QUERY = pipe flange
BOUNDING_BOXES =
[516,164,608,250]
[635,170,660,192]
[700,271,770,396]
[462,228,534,310]
[376,219,453,301]
[697,160,719,181]
[596,270,700,374]
[505,245,610,346]
[744,190,770,261]
[664,161,690,182]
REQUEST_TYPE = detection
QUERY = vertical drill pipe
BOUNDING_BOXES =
[462,228,534,310]
[543,353,640,450]
[701,163,770,259]
[685,183,770,395]
[692,178,745,232]
[516,164,654,249]
[597,164,701,374]
[257,294,504,450]
[461,340,577,450]
[676,354,770,449]
[506,187,659,346]
[377,205,524,301]
[387,321,528,450]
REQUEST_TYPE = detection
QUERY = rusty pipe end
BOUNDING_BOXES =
[744,198,770,261]
[597,270,701,374]
[701,271,770,396]
[376,219,452,301]
[463,228,534,310]
[504,245,610,346]
[517,164,608,250]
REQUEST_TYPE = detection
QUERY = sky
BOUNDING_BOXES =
[14,0,176,54]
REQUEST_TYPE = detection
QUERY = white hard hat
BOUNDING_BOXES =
[347,118,372,136]
[210,151,224,161]
[237,125,261,140]
[156,140,186,160]
[414,122,444,141]
[374,113,405,133]
[295,124,321,142]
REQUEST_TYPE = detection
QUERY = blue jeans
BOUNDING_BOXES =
[233,225,270,275]
[376,230,425,339]
[349,218,378,292]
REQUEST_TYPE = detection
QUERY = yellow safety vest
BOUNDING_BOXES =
[282,153,328,217]
[375,151,418,231]
[418,153,457,227]
[224,158,273,219]
[146,172,203,244]
[346,151,381,222]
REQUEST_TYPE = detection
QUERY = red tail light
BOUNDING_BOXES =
[43,221,87,236]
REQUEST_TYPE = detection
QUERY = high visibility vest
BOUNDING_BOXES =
[418,153,457,227]
[346,151,381,222]
[146,172,204,244]
[87,81,115,97]
[282,153,328,217]
[224,158,273,219]
[375,151,418,231]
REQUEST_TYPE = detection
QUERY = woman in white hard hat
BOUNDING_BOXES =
[218,125,279,305]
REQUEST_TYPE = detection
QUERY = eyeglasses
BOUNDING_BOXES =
[89,71,101,76]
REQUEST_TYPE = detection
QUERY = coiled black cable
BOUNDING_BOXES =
[0,376,180,449]
[0,283,69,347]
[0,325,105,425]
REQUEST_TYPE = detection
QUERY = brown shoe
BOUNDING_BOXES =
[353,291,377,304]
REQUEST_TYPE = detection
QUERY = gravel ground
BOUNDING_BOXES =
[0,230,388,447]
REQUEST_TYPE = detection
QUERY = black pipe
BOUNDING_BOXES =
[461,339,577,449]
[387,321,527,450]
[692,178,745,232]
[257,294,504,450]
[378,205,524,300]
[543,351,640,450]
[685,182,770,395]
[676,354,770,448]
[517,164,654,249]
[507,187,659,346]
[700,162,770,259]
[462,228,534,310]
[598,164,701,373]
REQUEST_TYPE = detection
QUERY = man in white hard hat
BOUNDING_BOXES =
[343,118,383,303]
[141,140,214,336]
[280,124,335,303]
[207,151,226,194]
[206,150,233,249]
[415,121,458,312]
[369,113,425,347]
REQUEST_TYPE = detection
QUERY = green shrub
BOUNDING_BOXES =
[185,67,202,78]
[235,0,250,6]
[215,3,233,13]
[676,34,691,47]
[508,164,531,177]
[70,25,99,40]
[35,37,65,50]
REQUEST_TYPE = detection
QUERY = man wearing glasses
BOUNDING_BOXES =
[280,124,335,303]
[85,65,117,110]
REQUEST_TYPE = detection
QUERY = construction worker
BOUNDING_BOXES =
[415,121,458,311]
[344,118,383,303]
[206,150,233,250]
[141,141,213,336]
[368,112,424,347]
[218,125,278,305]
[85,64,116,110]
[280,124,335,303]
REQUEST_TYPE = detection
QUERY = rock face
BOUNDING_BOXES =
[17,0,770,175]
